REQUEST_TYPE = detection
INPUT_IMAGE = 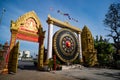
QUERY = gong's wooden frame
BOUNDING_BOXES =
[47,15,81,32]
[46,15,83,63]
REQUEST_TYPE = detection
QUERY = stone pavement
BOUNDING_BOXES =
[0,69,76,80]
[0,65,120,80]
[55,67,120,80]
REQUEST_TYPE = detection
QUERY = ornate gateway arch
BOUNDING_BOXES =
[7,11,45,73]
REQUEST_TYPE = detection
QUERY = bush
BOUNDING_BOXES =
[0,56,4,61]
[116,60,120,69]
[73,58,80,64]
[94,36,115,68]
[97,53,114,67]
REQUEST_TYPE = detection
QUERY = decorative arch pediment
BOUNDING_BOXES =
[11,11,42,33]
[10,11,45,42]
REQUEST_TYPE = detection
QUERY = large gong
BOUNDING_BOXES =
[53,28,80,62]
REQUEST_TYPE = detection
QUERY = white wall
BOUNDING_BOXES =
[23,50,31,57]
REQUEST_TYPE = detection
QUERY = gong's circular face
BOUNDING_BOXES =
[53,28,80,62]
[60,34,76,56]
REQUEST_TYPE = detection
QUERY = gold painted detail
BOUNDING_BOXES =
[9,31,17,51]
[38,39,45,69]
[81,25,97,66]
[10,11,43,34]
[8,41,19,73]
[10,11,45,42]
[9,11,46,71]
[19,17,38,32]
[47,15,81,32]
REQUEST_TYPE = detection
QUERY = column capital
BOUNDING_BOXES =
[47,19,54,24]
[77,31,81,34]
[11,29,18,34]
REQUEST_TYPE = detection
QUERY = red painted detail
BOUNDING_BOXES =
[17,33,39,42]
[6,35,17,64]
[5,49,10,63]
[66,41,71,48]
[53,55,56,70]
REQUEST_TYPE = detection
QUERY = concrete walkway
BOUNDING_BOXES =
[54,67,120,80]
[0,69,76,80]
[0,64,120,80]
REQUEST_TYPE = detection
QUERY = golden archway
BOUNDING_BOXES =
[7,11,45,73]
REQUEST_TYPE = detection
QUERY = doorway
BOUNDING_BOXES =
[18,40,39,70]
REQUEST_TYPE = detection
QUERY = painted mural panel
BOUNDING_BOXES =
[19,17,38,33]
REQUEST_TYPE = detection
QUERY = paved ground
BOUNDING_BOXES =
[0,69,76,80]
[0,61,120,80]
[55,67,120,80]
[0,61,75,80]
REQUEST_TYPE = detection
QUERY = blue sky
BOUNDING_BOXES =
[0,0,119,56]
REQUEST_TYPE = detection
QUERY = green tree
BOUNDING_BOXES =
[94,36,115,67]
[103,3,120,60]
[0,43,3,50]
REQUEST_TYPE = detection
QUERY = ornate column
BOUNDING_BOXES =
[7,30,17,63]
[38,37,44,70]
[7,30,17,73]
[46,20,53,63]
[78,32,83,62]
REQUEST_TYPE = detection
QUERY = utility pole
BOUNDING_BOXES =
[0,8,6,26]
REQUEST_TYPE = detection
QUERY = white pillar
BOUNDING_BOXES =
[78,32,83,62]
[47,22,53,60]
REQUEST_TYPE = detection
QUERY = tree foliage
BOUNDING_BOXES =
[94,36,115,67]
[104,3,120,55]
[0,43,3,50]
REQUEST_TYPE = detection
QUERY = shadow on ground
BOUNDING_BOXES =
[18,61,38,71]
[95,72,120,80]
[18,65,37,70]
